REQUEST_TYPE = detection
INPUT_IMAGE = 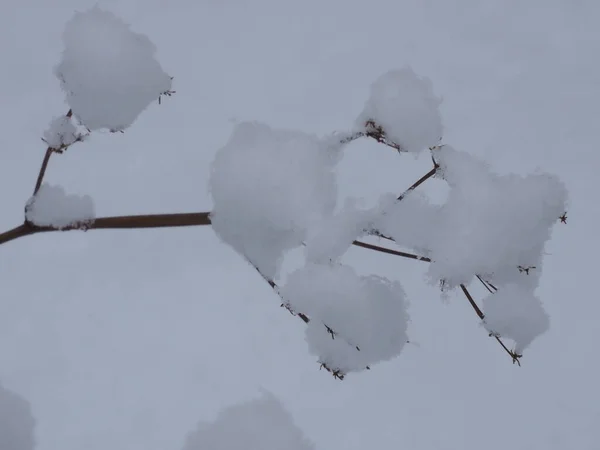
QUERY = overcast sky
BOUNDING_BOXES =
[0,1,598,449]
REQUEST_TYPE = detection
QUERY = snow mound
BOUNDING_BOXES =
[55,6,172,131]
[356,68,443,153]
[210,122,341,279]
[281,263,409,373]
[25,183,95,229]
[482,284,550,354]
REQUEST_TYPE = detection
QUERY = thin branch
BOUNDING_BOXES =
[460,284,484,319]
[460,284,521,365]
[0,224,35,246]
[476,275,497,294]
[33,109,72,195]
[397,166,437,201]
[372,165,438,242]
[352,240,430,262]
[1,212,212,246]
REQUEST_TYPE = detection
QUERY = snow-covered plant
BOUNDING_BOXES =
[0,6,567,384]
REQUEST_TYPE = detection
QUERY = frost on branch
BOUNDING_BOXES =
[55,6,172,131]
[0,383,36,450]
[42,115,85,151]
[25,183,95,229]
[281,263,409,373]
[210,122,341,279]
[182,391,315,450]
[356,68,443,153]
[482,284,550,354]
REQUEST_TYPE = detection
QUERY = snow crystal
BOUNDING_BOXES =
[425,146,568,288]
[25,183,95,229]
[0,383,36,450]
[281,263,409,373]
[55,6,172,131]
[482,284,550,354]
[210,122,341,279]
[42,115,83,150]
[356,68,443,153]
[182,391,315,450]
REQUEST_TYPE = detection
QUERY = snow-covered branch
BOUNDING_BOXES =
[0,5,569,382]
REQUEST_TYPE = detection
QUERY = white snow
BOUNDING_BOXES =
[25,183,95,229]
[182,391,315,450]
[210,122,341,279]
[0,383,36,450]
[482,284,550,354]
[281,263,409,373]
[378,146,567,288]
[377,191,440,258]
[304,197,389,264]
[426,146,568,288]
[356,68,443,153]
[42,115,83,150]
[54,6,172,131]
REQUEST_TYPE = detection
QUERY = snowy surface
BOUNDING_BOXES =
[55,6,172,131]
[0,1,598,450]
[281,263,409,373]
[182,391,315,450]
[25,183,95,229]
[210,122,340,279]
[0,383,36,450]
[482,284,550,354]
[356,68,443,153]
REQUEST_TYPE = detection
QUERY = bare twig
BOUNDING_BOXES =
[33,110,72,195]
[352,240,430,262]
[476,275,497,294]
[460,284,521,365]
[460,284,485,319]
[0,212,212,246]
[397,166,437,201]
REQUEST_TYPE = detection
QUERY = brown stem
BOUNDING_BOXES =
[33,110,72,195]
[33,149,54,195]
[476,275,497,294]
[460,284,521,365]
[397,166,437,201]
[0,224,36,245]
[352,240,430,262]
[373,165,438,242]
[1,212,212,246]
[460,284,485,319]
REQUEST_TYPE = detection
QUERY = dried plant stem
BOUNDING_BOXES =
[460,284,521,365]
[33,110,72,194]
[352,240,430,262]
[397,166,437,201]
[0,212,211,246]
